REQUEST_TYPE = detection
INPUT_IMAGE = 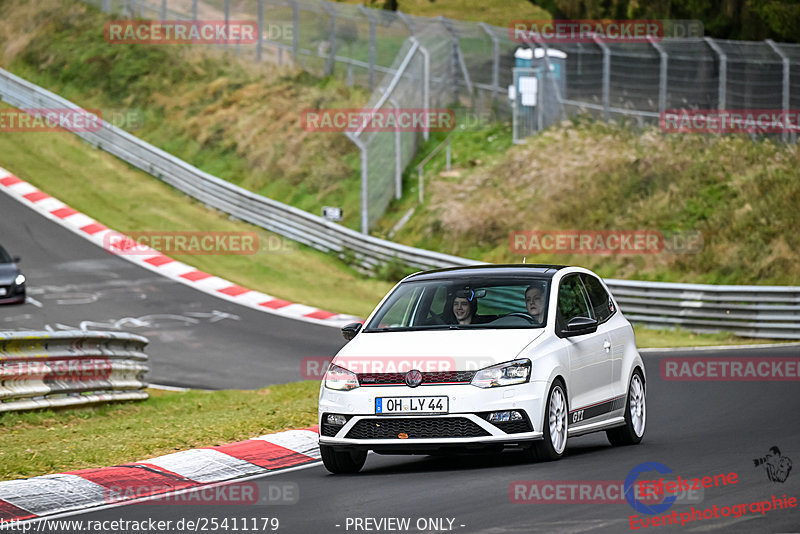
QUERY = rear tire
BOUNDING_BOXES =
[527,379,568,462]
[320,444,367,474]
[607,369,646,446]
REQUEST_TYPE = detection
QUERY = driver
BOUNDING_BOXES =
[452,291,478,325]
[525,283,546,323]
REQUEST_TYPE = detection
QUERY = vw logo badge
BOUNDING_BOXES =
[405,369,423,388]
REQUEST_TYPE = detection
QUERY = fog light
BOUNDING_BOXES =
[488,411,523,423]
[326,414,347,426]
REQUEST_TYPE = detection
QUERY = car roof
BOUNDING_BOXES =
[404,264,569,282]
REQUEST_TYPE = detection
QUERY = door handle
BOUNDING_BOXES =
[603,340,612,352]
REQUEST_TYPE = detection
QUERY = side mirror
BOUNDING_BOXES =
[341,322,362,341]
[560,316,598,337]
[12,256,20,263]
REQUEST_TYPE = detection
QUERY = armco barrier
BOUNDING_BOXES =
[0,331,149,412]
[0,68,798,339]
[607,280,800,340]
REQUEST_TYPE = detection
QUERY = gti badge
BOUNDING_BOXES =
[404,369,423,388]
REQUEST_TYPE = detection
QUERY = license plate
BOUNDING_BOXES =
[375,396,448,415]
[0,288,6,296]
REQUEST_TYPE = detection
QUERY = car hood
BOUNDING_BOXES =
[333,328,546,372]
[0,263,19,285]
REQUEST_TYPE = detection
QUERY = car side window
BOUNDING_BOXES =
[557,275,593,324]
[580,274,615,323]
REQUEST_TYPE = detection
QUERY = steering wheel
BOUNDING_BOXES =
[503,312,537,324]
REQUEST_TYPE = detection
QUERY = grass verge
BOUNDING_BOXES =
[632,326,791,349]
[0,383,318,481]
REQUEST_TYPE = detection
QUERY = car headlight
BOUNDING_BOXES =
[324,363,360,391]
[13,274,25,286]
[471,359,531,388]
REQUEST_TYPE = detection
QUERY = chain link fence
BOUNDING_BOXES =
[87,0,799,232]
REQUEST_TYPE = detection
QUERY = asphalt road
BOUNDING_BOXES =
[48,348,800,534]
[0,191,346,389]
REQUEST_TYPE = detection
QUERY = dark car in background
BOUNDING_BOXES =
[0,244,26,304]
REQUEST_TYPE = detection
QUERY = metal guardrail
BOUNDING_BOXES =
[606,280,800,340]
[0,331,149,412]
[1,68,799,339]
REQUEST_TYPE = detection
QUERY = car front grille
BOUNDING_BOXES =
[358,371,476,386]
[321,421,340,437]
[345,417,491,440]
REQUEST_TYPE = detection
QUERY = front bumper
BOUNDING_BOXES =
[0,283,25,304]
[318,381,548,450]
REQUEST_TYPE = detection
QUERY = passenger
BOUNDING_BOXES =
[525,284,546,324]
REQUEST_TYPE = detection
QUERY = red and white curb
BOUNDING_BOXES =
[0,168,359,327]
[0,427,321,522]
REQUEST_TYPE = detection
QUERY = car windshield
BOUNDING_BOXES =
[0,245,12,264]
[363,277,550,331]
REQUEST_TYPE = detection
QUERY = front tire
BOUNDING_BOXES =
[320,444,367,474]
[529,379,568,461]
[607,369,646,446]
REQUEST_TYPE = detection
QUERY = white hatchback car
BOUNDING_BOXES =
[318,265,646,473]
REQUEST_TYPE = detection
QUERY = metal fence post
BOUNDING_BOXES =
[705,37,727,110]
[390,97,402,200]
[478,23,500,93]
[346,133,369,234]
[257,0,263,62]
[766,39,792,144]
[321,3,337,76]
[192,0,197,20]
[290,0,298,61]
[592,35,611,121]
[439,16,474,104]
[160,0,166,19]
[358,5,377,90]
[223,0,231,50]
[649,36,668,116]
[415,38,430,142]
[418,165,424,203]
